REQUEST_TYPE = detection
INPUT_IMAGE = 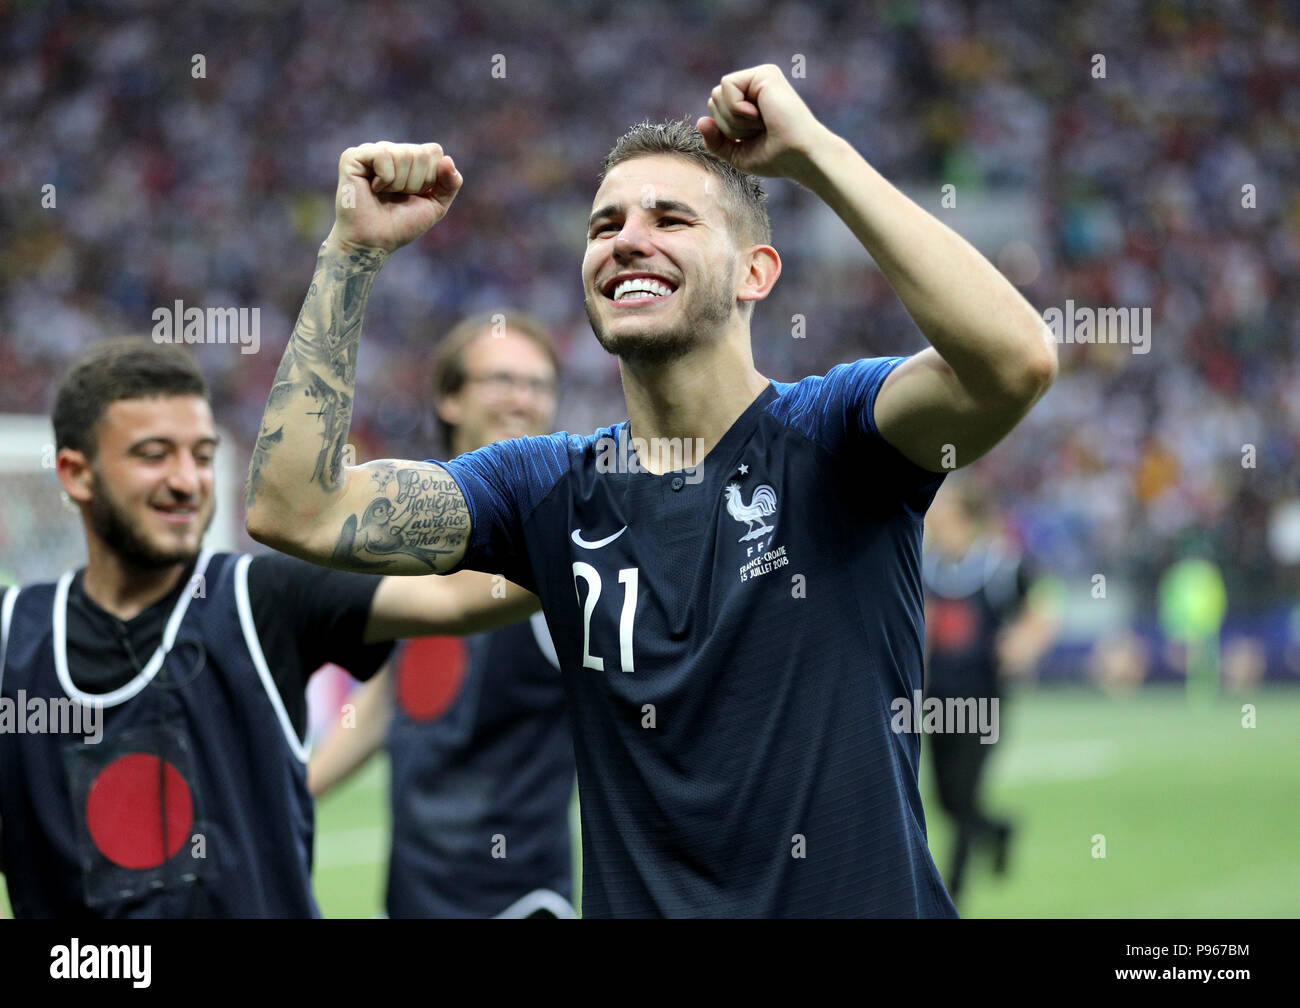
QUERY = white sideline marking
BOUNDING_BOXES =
[996,740,1120,784]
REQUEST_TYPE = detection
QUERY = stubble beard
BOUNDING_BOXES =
[88,466,212,571]
[586,259,736,367]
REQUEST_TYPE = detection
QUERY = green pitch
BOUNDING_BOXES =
[920,686,1299,918]
[311,686,1300,918]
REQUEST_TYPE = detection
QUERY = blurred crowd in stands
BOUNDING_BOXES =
[2,0,1297,632]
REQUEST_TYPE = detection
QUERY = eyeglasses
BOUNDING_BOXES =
[462,371,558,398]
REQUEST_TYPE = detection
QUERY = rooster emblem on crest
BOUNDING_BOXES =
[724,482,778,542]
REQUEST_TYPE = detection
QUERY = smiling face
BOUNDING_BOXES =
[437,328,558,454]
[582,154,748,366]
[69,396,219,570]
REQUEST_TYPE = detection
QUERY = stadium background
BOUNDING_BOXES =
[0,0,1296,916]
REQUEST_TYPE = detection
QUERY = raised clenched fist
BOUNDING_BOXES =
[326,142,463,256]
[697,65,831,183]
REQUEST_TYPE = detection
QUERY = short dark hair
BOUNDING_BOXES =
[430,311,559,453]
[53,338,209,460]
[600,118,771,247]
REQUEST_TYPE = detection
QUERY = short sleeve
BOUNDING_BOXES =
[773,356,944,515]
[433,432,572,591]
[826,356,907,444]
[772,357,903,451]
[247,553,394,737]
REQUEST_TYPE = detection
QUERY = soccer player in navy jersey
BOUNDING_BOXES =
[309,311,577,918]
[923,480,1050,904]
[0,339,537,918]
[246,64,1057,917]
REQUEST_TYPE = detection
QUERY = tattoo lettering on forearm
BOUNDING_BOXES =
[246,345,303,506]
[246,246,388,506]
[303,370,352,489]
[331,464,471,571]
[244,424,283,510]
[296,249,382,491]
[293,249,385,388]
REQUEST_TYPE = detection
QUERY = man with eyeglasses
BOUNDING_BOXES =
[308,311,577,918]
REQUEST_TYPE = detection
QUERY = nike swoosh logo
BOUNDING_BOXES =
[571,526,628,550]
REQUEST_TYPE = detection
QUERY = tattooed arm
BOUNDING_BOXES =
[245,142,468,574]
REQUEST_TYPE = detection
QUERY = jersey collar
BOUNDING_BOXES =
[54,549,214,707]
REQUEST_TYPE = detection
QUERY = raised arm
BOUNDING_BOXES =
[245,143,470,573]
[698,66,1057,472]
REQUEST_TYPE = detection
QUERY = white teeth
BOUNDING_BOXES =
[613,278,673,301]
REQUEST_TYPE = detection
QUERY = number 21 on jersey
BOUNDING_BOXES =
[572,563,638,674]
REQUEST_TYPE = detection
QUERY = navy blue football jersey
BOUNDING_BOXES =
[386,612,575,918]
[436,356,958,918]
[2,552,321,917]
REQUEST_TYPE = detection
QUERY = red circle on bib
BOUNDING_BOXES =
[396,636,467,722]
[930,598,979,652]
[85,754,194,869]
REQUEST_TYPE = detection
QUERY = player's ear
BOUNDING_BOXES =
[56,447,94,503]
[737,243,781,304]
